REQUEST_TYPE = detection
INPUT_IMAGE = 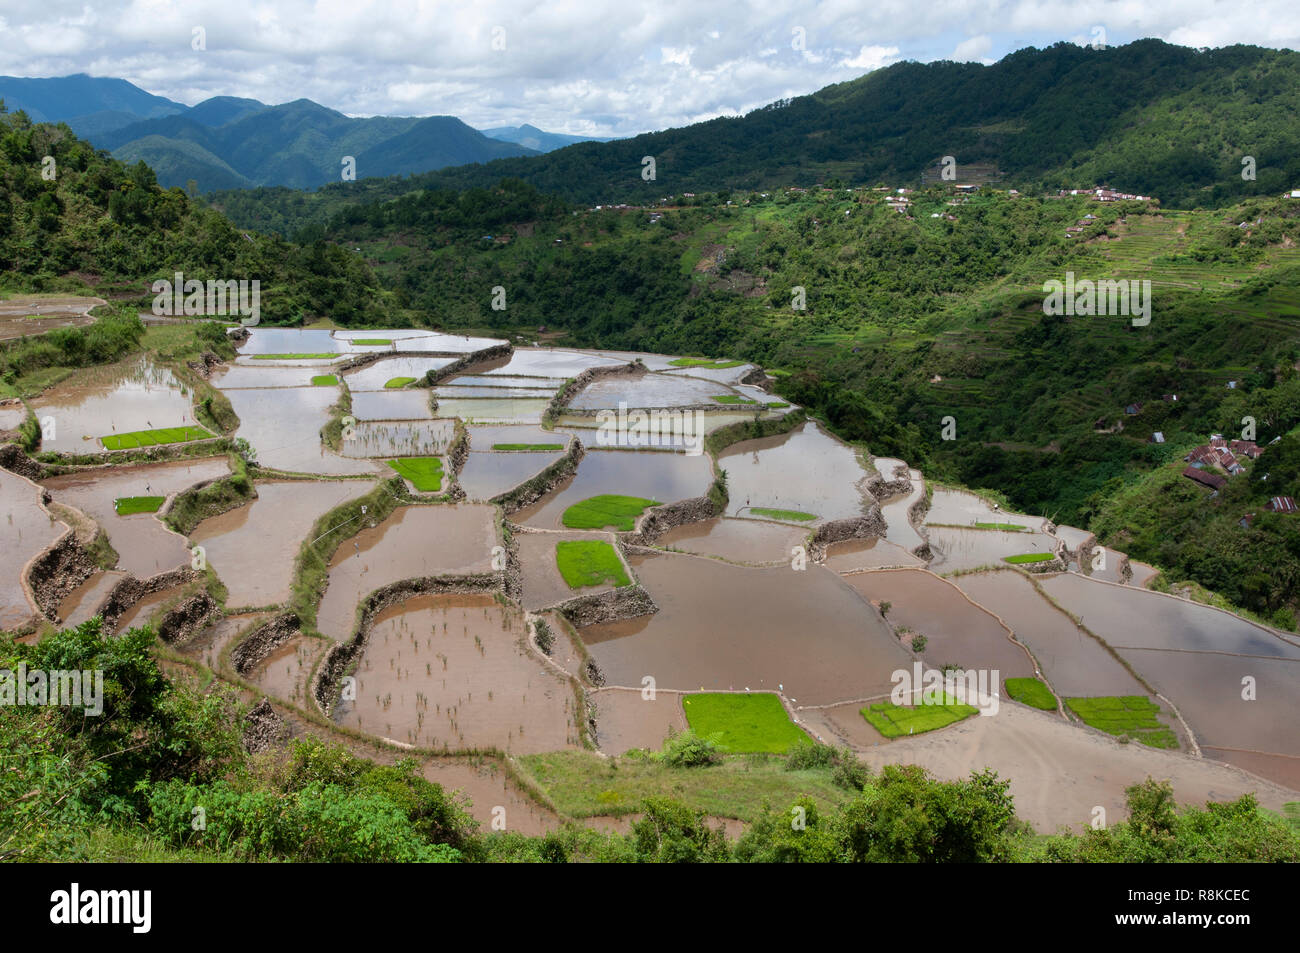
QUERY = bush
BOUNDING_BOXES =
[659,730,721,767]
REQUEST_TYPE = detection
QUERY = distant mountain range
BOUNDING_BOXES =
[0,74,609,191]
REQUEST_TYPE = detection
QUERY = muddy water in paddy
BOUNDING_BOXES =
[445,374,563,391]
[465,424,570,450]
[335,593,578,753]
[177,612,271,671]
[42,458,229,578]
[568,374,738,410]
[31,359,199,452]
[655,517,808,564]
[823,537,925,572]
[951,571,1144,697]
[191,480,374,608]
[0,402,27,431]
[457,451,564,500]
[211,364,326,389]
[112,585,188,634]
[225,387,378,475]
[437,385,559,400]
[1212,750,1300,792]
[0,468,67,628]
[1110,648,1300,771]
[237,328,346,356]
[924,488,1046,531]
[342,356,457,391]
[482,348,623,378]
[435,397,551,424]
[844,570,1035,678]
[316,503,499,641]
[871,457,926,552]
[925,526,1057,572]
[663,363,758,385]
[515,449,714,530]
[334,329,505,353]
[592,689,689,754]
[1037,573,1300,658]
[516,531,628,610]
[719,421,870,523]
[338,419,455,459]
[350,389,433,421]
[58,570,129,626]
[248,635,328,705]
[580,553,909,706]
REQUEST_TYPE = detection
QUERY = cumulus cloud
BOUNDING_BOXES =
[0,0,1297,135]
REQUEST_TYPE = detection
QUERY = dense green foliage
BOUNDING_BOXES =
[212,39,1300,220]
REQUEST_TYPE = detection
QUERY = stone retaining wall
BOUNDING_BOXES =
[156,590,221,644]
[543,361,644,423]
[556,584,658,627]
[490,438,586,514]
[231,613,300,675]
[620,496,718,546]
[808,508,887,560]
[25,529,97,621]
[423,342,514,386]
[98,568,197,632]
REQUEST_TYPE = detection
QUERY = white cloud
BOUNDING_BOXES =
[0,1,1297,136]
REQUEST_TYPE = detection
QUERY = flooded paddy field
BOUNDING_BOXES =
[515,449,714,530]
[434,397,551,424]
[111,585,189,635]
[43,458,229,578]
[176,612,271,672]
[458,451,564,501]
[58,570,129,626]
[247,634,329,705]
[338,419,454,459]
[720,421,870,523]
[580,553,909,706]
[871,457,926,553]
[31,359,200,453]
[0,295,104,339]
[435,385,559,400]
[465,424,570,450]
[316,503,499,641]
[0,401,29,432]
[924,488,1047,532]
[333,329,504,352]
[482,348,623,378]
[445,374,564,391]
[516,530,628,610]
[655,517,808,564]
[0,468,68,628]
[925,525,1057,572]
[663,363,758,384]
[225,387,378,475]
[191,480,375,608]
[1037,573,1300,658]
[951,571,1145,697]
[569,373,740,410]
[334,593,579,753]
[844,569,1035,678]
[350,389,433,421]
[210,363,326,389]
[236,328,348,356]
[342,356,457,391]
[591,688,689,754]
[824,537,925,572]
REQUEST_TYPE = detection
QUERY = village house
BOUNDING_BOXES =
[1230,439,1261,459]
[1183,466,1227,491]
[1267,496,1298,514]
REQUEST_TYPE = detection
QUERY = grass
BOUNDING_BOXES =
[492,443,564,451]
[114,496,165,515]
[251,353,338,360]
[1003,552,1055,564]
[561,494,659,531]
[975,522,1027,532]
[668,357,744,369]
[100,425,213,451]
[861,695,979,737]
[765,401,790,409]
[555,540,631,588]
[750,506,817,522]
[311,375,338,386]
[711,394,759,405]
[1005,676,1057,711]
[1064,696,1179,749]
[682,693,808,753]
[353,339,393,346]
[518,750,850,821]
[384,376,417,388]
[386,456,444,492]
